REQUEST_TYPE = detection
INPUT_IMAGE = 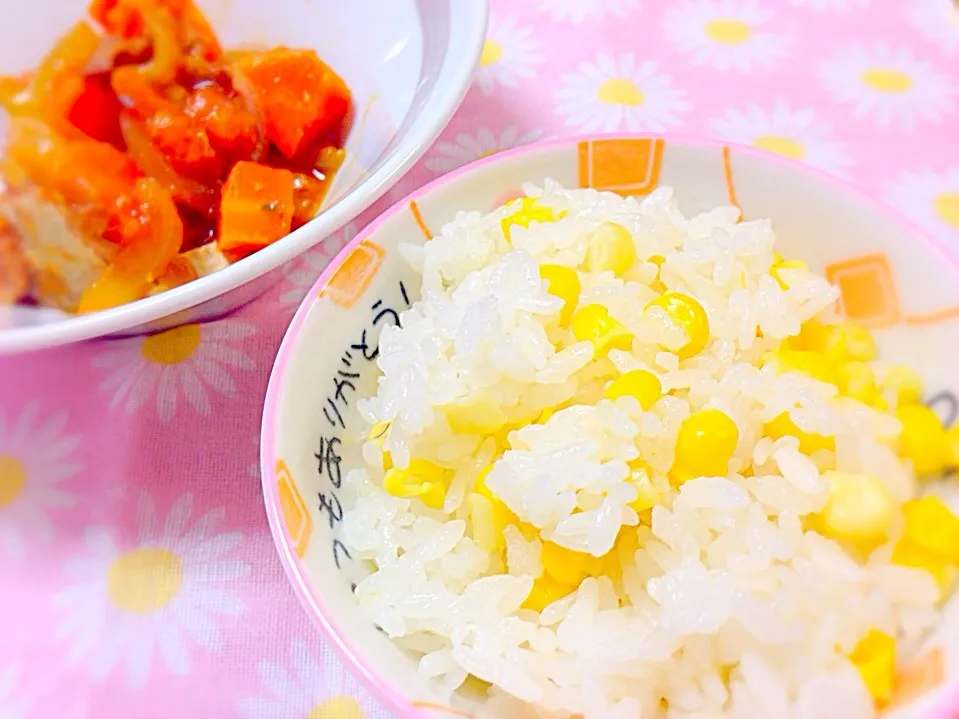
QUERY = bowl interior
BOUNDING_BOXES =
[263,135,959,718]
[0,0,480,347]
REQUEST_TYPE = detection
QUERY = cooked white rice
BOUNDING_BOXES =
[339,181,950,719]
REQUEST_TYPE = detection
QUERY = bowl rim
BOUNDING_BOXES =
[261,132,959,719]
[0,0,489,355]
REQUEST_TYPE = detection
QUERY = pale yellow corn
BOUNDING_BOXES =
[816,471,894,544]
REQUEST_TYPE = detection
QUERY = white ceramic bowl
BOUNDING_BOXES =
[0,0,487,354]
[261,134,959,718]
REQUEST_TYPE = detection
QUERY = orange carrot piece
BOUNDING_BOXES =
[218,161,295,252]
[231,48,351,159]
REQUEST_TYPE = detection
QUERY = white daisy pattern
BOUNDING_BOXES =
[425,126,544,175]
[883,168,959,252]
[52,492,249,690]
[535,0,642,24]
[0,665,29,719]
[710,102,854,178]
[662,0,791,72]
[0,402,79,561]
[789,0,868,10]
[555,53,691,133]
[907,0,959,54]
[91,319,257,424]
[818,42,957,130]
[238,637,379,719]
[280,223,358,306]
[475,15,546,95]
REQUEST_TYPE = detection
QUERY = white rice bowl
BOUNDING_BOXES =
[328,181,957,719]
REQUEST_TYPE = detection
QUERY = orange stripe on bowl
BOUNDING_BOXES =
[410,701,474,717]
[722,146,743,220]
[577,138,664,196]
[904,304,959,326]
[887,645,944,708]
[409,200,433,240]
[824,253,901,329]
[321,240,386,308]
[276,459,312,559]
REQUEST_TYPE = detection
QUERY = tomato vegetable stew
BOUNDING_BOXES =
[0,0,353,312]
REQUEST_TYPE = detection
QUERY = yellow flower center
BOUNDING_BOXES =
[753,134,806,160]
[140,324,202,365]
[705,19,752,44]
[597,78,644,106]
[934,192,959,229]
[0,455,27,509]
[860,68,912,93]
[480,40,502,67]
[108,547,183,614]
[305,696,366,719]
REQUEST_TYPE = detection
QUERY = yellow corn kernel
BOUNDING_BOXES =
[537,400,573,424]
[648,255,667,294]
[444,397,507,435]
[585,548,623,581]
[892,539,955,587]
[501,197,564,241]
[902,496,959,563]
[368,421,391,442]
[817,471,894,544]
[790,320,877,365]
[772,349,837,385]
[461,675,492,697]
[571,304,634,357]
[770,254,809,290]
[368,422,394,470]
[671,408,739,485]
[474,465,522,530]
[491,425,514,452]
[584,222,636,277]
[645,292,710,360]
[879,365,923,407]
[627,461,662,513]
[841,326,876,361]
[949,424,959,465]
[849,630,896,704]
[474,465,494,499]
[604,369,662,410]
[522,574,576,613]
[791,318,831,352]
[837,361,878,404]
[539,263,581,326]
[615,525,641,558]
[897,405,951,476]
[764,412,835,455]
[467,493,501,553]
[541,541,591,587]
[383,459,449,509]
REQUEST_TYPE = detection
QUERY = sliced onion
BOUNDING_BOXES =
[77,176,184,312]
[134,6,181,84]
[119,111,216,214]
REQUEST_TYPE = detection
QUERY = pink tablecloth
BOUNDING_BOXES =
[2,1,958,717]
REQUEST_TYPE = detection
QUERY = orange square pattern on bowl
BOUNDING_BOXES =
[577,138,665,196]
[825,253,901,329]
[277,459,312,559]
[888,646,945,708]
[321,240,386,308]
